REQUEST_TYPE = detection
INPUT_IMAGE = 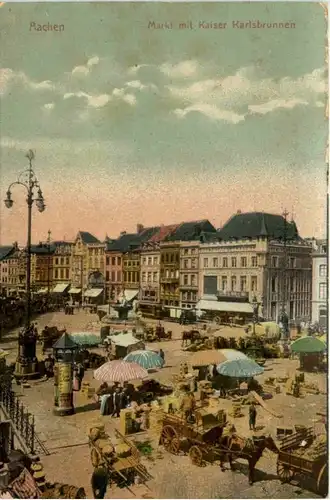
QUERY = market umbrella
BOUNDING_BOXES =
[216,358,264,378]
[218,349,248,361]
[290,336,326,354]
[319,334,327,345]
[123,350,164,370]
[93,359,148,383]
[190,350,226,367]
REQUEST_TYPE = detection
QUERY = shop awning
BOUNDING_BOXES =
[118,289,139,302]
[110,332,143,348]
[84,288,103,298]
[37,288,48,294]
[52,283,70,293]
[196,299,253,314]
[69,288,81,294]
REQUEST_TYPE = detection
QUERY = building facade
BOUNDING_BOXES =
[160,242,181,307]
[31,244,56,291]
[71,231,102,291]
[179,241,200,309]
[199,212,312,322]
[105,250,123,301]
[0,245,18,295]
[139,225,178,314]
[311,238,328,327]
[53,241,73,286]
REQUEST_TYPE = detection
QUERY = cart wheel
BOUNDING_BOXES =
[160,425,180,455]
[317,464,328,497]
[277,461,293,483]
[90,448,100,468]
[189,446,203,467]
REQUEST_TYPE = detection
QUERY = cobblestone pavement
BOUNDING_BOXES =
[1,312,327,498]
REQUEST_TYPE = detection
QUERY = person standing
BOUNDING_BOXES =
[112,386,122,417]
[249,402,257,431]
[91,467,108,499]
[159,348,165,364]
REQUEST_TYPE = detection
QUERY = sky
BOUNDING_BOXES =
[0,2,328,245]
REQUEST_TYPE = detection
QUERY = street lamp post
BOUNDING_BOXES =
[4,150,46,379]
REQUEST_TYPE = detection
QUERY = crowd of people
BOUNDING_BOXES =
[96,382,132,417]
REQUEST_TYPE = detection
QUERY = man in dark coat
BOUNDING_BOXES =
[111,386,122,417]
[249,402,257,431]
[91,467,108,499]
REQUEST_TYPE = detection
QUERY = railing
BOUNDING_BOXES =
[0,382,35,454]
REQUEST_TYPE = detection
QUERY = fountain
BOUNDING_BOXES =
[112,299,133,321]
[99,296,142,337]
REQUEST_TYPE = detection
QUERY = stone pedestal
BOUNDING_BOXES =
[53,362,74,416]
[14,328,39,379]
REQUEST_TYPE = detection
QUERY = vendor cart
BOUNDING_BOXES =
[159,408,228,466]
[88,428,152,488]
[277,427,328,496]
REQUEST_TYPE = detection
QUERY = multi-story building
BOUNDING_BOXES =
[311,238,328,327]
[31,243,56,292]
[52,241,74,291]
[160,220,216,308]
[139,224,178,316]
[0,245,18,295]
[105,240,124,302]
[198,212,312,322]
[0,244,22,296]
[179,241,200,309]
[71,231,101,288]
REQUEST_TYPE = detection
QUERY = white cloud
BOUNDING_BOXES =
[160,60,198,78]
[71,56,100,76]
[249,98,309,115]
[128,64,150,74]
[0,68,55,95]
[63,91,111,108]
[44,102,55,110]
[169,66,326,122]
[112,87,137,105]
[174,104,245,124]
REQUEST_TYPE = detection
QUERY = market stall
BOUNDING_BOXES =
[290,336,326,371]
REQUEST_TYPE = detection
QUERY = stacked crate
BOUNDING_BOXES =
[149,407,164,438]
[230,402,242,418]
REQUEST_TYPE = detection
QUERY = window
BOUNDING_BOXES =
[117,257,121,266]
[165,269,170,278]
[272,257,277,268]
[213,258,218,268]
[290,277,295,292]
[175,270,179,278]
[290,257,295,268]
[111,271,115,282]
[55,269,58,279]
[148,257,152,265]
[223,257,228,268]
[117,271,122,282]
[60,257,64,265]
[55,258,59,265]
[184,259,189,269]
[66,269,69,279]
[191,259,197,269]
[251,276,257,292]
[271,277,277,293]
[112,257,116,266]
[319,283,327,300]
[147,272,152,282]
[204,258,208,268]
[231,257,237,268]
[106,271,110,281]
[142,272,146,282]
[191,275,196,286]
[60,269,64,279]
[251,256,257,267]
[231,276,236,291]
[183,275,188,285]
[240,276,247,292]
[191,248,196,254]
[319,265,327,277]
[153,272,158,282]
[142,257,147,265]
[241,257,247,267]
[153,257,158,265]
[221,276,227,291]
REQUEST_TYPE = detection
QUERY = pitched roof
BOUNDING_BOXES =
[217,212,299,240]
[165,220,216,242]
[0,246,16,261]
[78,231,100,244]
[200,231,222,243]
[53,332,78,350]
[148,224,180,243]
[106,227,160,252]
[30,243,56,255]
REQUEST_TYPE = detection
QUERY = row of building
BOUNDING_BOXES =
[0,211,327,326]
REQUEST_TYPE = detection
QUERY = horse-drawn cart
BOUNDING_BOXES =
[159,409,228,466]
[88,427,152,487]
[277,427,328,496]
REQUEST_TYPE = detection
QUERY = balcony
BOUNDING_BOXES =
[180,284,198,290]
[161,277,179,283]
[217,291,249,299]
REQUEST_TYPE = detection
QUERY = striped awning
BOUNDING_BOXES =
[69,287,81,294]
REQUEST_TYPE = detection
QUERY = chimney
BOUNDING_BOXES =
[137,224,144,234]
[120,231,127,237]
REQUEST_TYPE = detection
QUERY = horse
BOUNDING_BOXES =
[218,433,279,485]
[181,330,201,347]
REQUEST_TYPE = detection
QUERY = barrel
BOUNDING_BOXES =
[100,326,110,341]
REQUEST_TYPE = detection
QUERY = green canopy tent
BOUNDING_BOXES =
[291,336,326,371]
